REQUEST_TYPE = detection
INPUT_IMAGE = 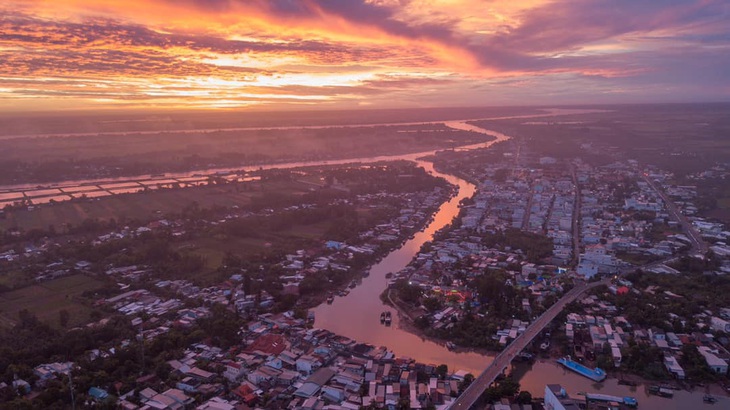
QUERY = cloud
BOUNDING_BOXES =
[0,0,727,110]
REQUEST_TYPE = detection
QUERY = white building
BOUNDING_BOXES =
[664,355,685,379]
[697,346,729,375]
[544,384,581,410]
[710,316,730,333]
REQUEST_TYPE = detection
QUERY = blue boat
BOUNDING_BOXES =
[557,356,607,382]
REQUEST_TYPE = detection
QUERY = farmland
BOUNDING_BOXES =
[0,274,104,329]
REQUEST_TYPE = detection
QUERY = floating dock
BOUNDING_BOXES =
[585,393,638,408]
[557,356,607,382]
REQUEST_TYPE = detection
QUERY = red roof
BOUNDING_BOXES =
[617,286,630,295]
[246,333,286,355]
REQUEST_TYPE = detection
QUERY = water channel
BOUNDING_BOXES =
[312,123,722,409]
[2,111,720,408]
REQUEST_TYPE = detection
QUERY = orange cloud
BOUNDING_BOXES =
[0,0,728,110]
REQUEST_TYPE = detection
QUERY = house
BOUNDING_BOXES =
[697,346,729,374]
[544,384,581,410]
[293,368,336,398]
[176,377,201,393]
[711,317,730,333]
[13,379,31,395]
[664,355,685,379]
[186,367,214,382]
[161,388,194,408]
[88,387,109,401]
[223,362,245,382]
[197,397,237,410]
[233,383,259,406]
[296,354,321,375]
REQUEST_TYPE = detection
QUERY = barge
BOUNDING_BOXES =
[557,356,606,382]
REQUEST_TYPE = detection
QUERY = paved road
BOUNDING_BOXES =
[569,163,581,267]
[641,175,707,254]
[449,278,611,409]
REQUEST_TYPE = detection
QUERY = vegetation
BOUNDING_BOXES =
[481,229,554,263]
[0,124,490,184]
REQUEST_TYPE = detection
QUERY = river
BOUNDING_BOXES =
[4,111,720,408]
[312,123,723,409]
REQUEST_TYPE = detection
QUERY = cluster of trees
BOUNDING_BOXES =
[325,162,450,195]
[625,269,730,315]
[620,340,668,380]
[481,229,554,263]
[395,267,532,349]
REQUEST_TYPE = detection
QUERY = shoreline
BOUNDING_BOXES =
[387,291,730,399]
[385,289,500,360]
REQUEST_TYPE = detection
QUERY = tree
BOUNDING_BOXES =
[59,309,70,328]
[460,373,475,392]
[436,364,448,379]
[516,391,532,404]
[422,297,442,312]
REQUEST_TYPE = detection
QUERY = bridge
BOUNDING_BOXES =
[449,278,611,410]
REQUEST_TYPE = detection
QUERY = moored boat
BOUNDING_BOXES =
[556,356,606,382]
[649,386,674,398]
[703,394,717,403]
[584,393,638,408]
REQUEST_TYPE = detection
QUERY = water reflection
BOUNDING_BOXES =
[313,122,720,409]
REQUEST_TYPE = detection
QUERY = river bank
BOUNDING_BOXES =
[312,117,727,409]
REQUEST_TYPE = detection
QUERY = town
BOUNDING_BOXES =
[1,107,730,410]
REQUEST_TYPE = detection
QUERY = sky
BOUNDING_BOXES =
[1,0,728,111]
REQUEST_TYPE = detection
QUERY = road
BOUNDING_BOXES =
[521,184,534,231]
[449,278,611,410]
[641,175,707,254]
[569,163,582,267]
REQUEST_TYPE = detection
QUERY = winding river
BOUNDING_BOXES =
[2,109,721,408]
[312,122,722,409]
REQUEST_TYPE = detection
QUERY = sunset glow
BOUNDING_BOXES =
[1,0,728,111]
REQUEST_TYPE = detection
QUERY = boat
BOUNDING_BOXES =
[648,386,674,398]
[584,393,638,408]
[385,272,393,279]
[446,342,456,351]
[515,352,534,362]
[703,394,717,403]
[557,356,606,382]
[349,281,357,289]
[380,312,386,324]
[658,387,674,398]
[326,293,334,304]
[384,311,392,326]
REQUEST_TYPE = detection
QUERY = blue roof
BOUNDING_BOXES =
[325,241,345,249]
[88,387,109,400]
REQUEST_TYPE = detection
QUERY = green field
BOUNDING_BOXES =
[0,274,104,329]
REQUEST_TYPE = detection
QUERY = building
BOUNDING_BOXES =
[710,317,730,333]
[697,346,729,375]
[664,355,685,379]
[544,384,581,410]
